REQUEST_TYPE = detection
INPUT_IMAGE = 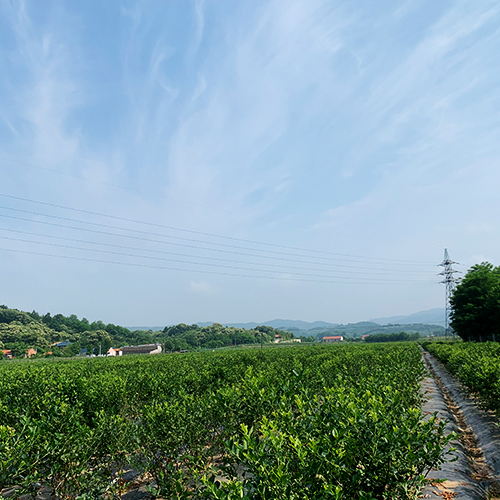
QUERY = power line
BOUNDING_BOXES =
[0,204,436,267]
[0,213,436,275]
[0,234,435,282]
[0,193,435,265]
[0,228,434,277]
[1,156,372,242]
[0,157,418,254]
[0,157,252,218]
[0,246,438,285]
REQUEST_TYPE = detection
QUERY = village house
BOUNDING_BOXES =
[51,340,72,350]
[25,348,37,358]
[274,334,282,343]
[107,347,122,356]
[322,336,344,343]
[2,349,13,359]
[120,344,162,355]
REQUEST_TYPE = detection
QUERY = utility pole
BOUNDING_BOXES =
[438,249,460,340]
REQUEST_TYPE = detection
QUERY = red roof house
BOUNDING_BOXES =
[322,336,344,343]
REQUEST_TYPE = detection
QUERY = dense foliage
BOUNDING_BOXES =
[0,306,290,356]
[0,344,450,499]
[161,323,292,351]
[450,262,500,341]
[424,341,500,414]
[310,323,443,340]
[364,332,420,343]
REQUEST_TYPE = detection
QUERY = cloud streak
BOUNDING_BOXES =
[1,0,499,325]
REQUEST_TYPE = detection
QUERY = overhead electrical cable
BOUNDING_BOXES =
[0,213,434,274]
[0,234,435,282]
[0,158,424,255]
[0,246,437,285]
[0,157,292,225]
[0,227,434,276]
[0,193,435,265]
[0,205,436,268]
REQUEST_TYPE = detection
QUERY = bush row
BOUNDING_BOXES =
[0,344,450,499]
[425,341,500,414]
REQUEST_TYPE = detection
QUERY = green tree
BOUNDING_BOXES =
[299,335,316,343]
[0,308,34,325]
[3,341,28,358]
[79,330,112,354]
[450,262,500,341]
[63,342,81,357]
[0,322,53,350]
[364,332,419,343]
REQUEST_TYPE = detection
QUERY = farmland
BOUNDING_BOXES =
[424,341,500,415]
[0,344,450,499]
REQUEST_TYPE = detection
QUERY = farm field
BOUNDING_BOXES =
[0,344,450,500]
[424,341,500,415]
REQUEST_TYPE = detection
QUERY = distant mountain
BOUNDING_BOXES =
[311,322,443,339]
[129,309,445,334]
[369,308,444,326]
[195,318,443,339]
[197,319,338,331]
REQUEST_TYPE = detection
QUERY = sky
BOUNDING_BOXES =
[0,0,499,327]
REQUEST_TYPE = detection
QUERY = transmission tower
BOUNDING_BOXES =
[438,249,460,339]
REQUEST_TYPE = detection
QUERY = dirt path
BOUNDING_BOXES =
[420,350,500,500]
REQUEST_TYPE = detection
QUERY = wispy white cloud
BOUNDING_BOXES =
[189,0,205,58]
[365,3,500,152]
[1,1,83,169]
[159,0,348,222]
[1,0,500,324]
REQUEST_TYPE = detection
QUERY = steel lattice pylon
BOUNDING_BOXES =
[438,249,460,339]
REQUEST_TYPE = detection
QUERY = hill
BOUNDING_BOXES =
[191,319,444,339]
[1,304,445,358]
[309,322,443,339]
[0,306,297,357]
[370,308,444,326]
[196,319,337,331]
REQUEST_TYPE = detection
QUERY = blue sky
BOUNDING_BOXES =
[0,0,499,326]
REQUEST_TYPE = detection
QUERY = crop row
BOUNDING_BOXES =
[424,341,500,414]
[0,344,450,499]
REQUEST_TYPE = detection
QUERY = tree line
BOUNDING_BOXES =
[451,262,500,341]
[364,332,421,343]
[0,305,297,357]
